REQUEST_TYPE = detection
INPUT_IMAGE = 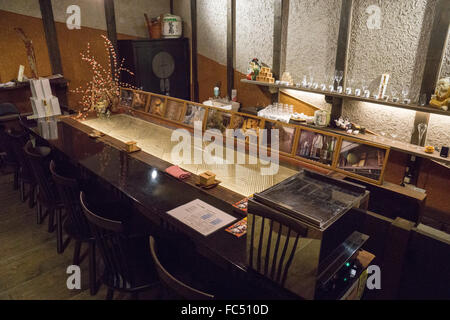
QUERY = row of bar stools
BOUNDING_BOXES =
[6,130,36,206]
[23,141,65,253]
[50,160,98,295]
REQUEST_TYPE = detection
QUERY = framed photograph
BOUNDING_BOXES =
[164,99,185,122]
[229,114,262,142]
[148,95,166,117]
[260,121,297,155]
[119,89,133,107]
[131,91,149,111]
[335,137,390,185]
[205,108,232,134]
[183,103,207,127]
[295,128,339,167]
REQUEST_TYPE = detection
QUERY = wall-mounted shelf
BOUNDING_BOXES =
[241,79,450,117]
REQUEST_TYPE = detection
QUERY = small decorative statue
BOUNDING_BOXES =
[246,58,261,81]
[430,77,450,111]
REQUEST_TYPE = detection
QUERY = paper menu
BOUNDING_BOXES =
[167,199,237,236]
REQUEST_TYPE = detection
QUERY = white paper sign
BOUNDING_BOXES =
[167,199,237,236]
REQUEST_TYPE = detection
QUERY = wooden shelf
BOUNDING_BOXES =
[241,79,450,117]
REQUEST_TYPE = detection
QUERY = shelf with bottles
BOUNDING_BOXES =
[240,79,450,117]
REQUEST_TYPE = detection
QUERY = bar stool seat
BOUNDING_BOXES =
[149,236,217,300]
[6,130,36,206]
[50,160,98,295]
[23,141,65,253]
[80,191,158,300]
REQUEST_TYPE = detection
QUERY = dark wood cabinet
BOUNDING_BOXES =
[118,39,190,101]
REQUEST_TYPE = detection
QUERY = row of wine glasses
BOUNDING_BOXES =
[294,71,419,104]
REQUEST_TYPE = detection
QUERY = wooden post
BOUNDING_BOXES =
[378,217,415,299]
[38,0,63,75]
[330,0,353,122]
[227,0,236,99]
[104,0,117,50]
[191,0,199,102]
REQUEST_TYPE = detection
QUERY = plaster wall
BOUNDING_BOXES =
[236,0,274,74]
[0,0,41,18]
[440,29,450,79]
[197,0,227,66]
[0,0,170,38]
[114,0,170,38]
[285,0,341,85]
[346,0,436,103]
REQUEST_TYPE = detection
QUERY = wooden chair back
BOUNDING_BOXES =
[247,207,309,287]
[149,236,214,300]
[50,160,90,238]
[80,191,138,289]
[23,141,57,204]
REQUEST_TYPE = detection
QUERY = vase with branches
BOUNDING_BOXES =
[71,35,135,118]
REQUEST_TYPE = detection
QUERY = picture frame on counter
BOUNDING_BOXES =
[118,87,395,187]
[334,137,390,185]
[260,120,299,156]
[295,127,340,169]
[119,88,134,108]
[131,90,149,112]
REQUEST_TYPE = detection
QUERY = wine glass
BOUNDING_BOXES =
[390,133,398,146]
[361,79,369,98]
[334,70,344,90]
[345,79,354,95]
[417,123,428,150]
[402,85,410,104]
[390,88,399,102]
[419,94,427,106]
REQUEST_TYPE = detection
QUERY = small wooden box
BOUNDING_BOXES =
[199,171,216,186]
[125,141,139,153]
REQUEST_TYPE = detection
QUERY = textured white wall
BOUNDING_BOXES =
[236,0,274,73]
[0,0,170,37]
[114,0,170,38]
[285,0,341,84]
[342,101,416,143]
[51,0,106,30]
[440,29,450,79]
[197,0,227,65]
[427,114,450,149]
[347,0,436,103]
[0,0,42,18]
[173,0,191,40]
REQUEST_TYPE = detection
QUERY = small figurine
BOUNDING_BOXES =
[430,77,450,111]
[246,58,261,81]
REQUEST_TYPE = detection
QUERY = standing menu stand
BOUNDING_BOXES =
[28,78,61,139]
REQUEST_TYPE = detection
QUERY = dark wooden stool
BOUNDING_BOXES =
[80,191,158,300]
[23,141,65,253]
[50,160,98,295]
[6,130,36,206]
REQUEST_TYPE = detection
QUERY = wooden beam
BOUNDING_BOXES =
[272,0,289,80]
[104,0,117,51]
[227,0,236,98]
[38,0,63,75]
[191,0,199,102]
[170,0,174,14]
[420,0,450,100]
[331,0,353,122]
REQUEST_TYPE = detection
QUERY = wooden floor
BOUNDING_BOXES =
[0,171,158,300]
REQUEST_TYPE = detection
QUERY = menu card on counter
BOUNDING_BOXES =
[167,199,237,236]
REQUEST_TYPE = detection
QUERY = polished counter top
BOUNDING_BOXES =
[26,117,250,273]
[81,114,298,197]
